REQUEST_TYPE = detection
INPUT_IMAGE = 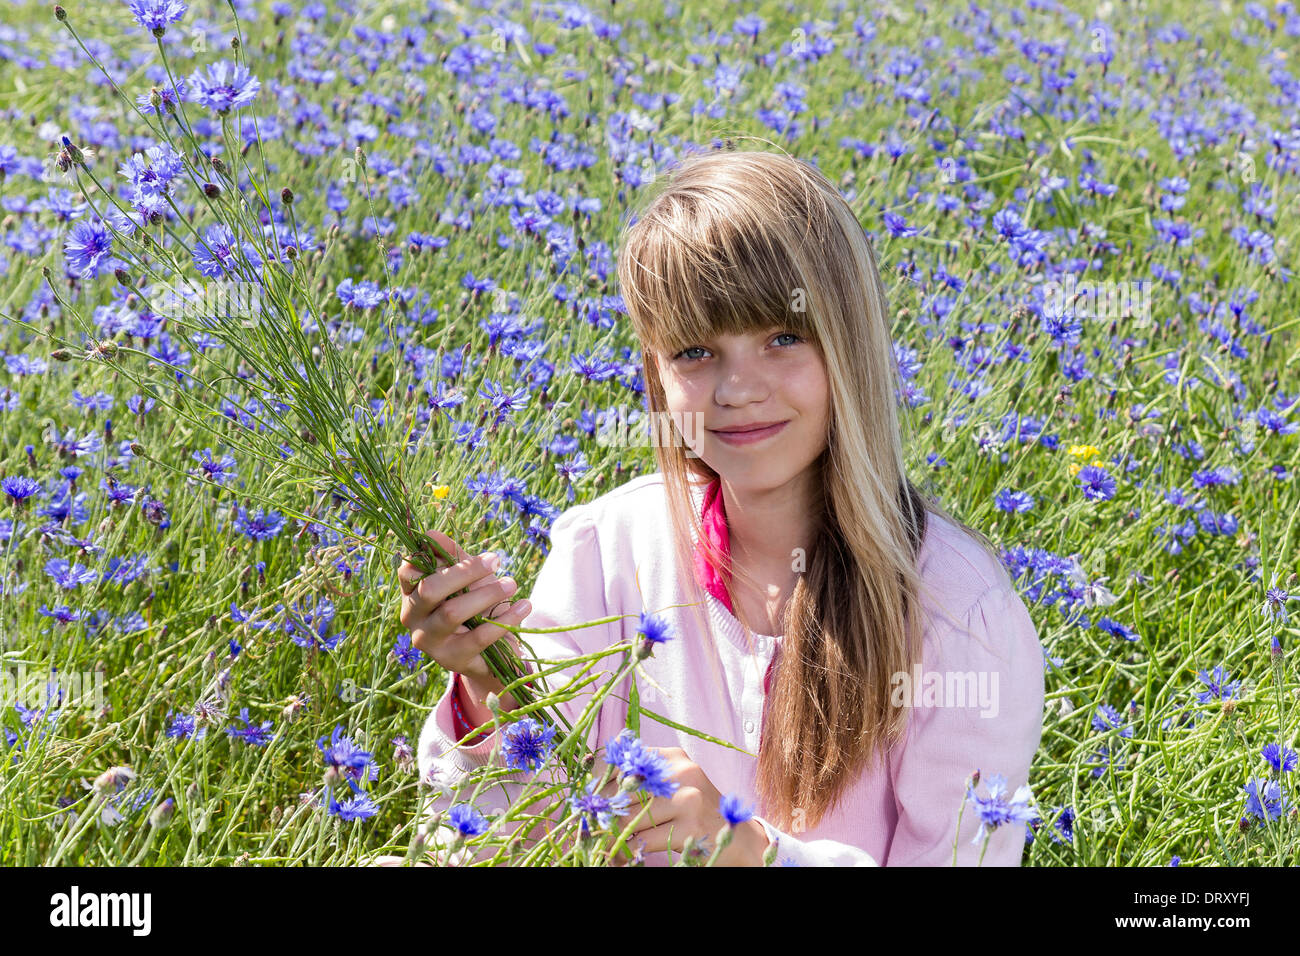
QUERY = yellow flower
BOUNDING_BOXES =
[1067,444,1101,460]
[430,484,450,499]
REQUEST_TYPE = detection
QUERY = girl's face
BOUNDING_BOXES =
[653,325,830,493]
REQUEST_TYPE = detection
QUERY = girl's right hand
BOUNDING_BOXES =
[397,530,532,685]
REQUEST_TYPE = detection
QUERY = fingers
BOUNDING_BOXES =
[396,531,476,595]
[465,597,531,655]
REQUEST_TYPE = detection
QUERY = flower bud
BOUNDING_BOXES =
[129,442,146,457]
[211,156,227,176]
[762,841,779,865]
[114,268,130,285]
[51,348,72,361]
[281,187,294,205]
[285,245,298,260]
[324,765,343,788]
[355,145,367,169]
[54,5,67,21]
[203,182,221,198]
[149,798,175,828]
[93,765,134,795]
[485,691,501,715]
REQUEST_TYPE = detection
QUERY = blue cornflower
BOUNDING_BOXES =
[1090,704,1133,738]
[318,725,378,784]
[1194,665,1243,704]
[2,475,40,503]
[604,729,679,798]
[390,632,424,670]
[164,711,205,740]
[994,489,1035,514]
[234,506,285,541]
[501,717,558,774]
[883,211,919,238]
[127,0,187,36]
[719,793,755,826]
[568,779,632,836]
[335,278,386,309]
[1242,777,1291,824]
[192,222,263,279]
[964,773,1039,845]
[1051,806,1075,844]
[325,785,379,821]
[43,558,99,590]
[1076,465,1116,501]
[448,803,488,837]
[64,219,116,279]
[1261,576,1294,623]
[635,611,674,659]
[225,707,274,746]
[1262,743,1298,773]
[191,448,237,485]
[185,61,261,115]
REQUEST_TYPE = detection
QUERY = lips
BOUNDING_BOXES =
[709,420,788,434]
[707,420,790,446]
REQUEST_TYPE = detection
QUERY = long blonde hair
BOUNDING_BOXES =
[615,141,1000,830]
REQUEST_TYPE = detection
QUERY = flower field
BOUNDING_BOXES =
[1,0,1298,866]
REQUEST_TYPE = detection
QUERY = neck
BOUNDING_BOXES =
[718,468,818,584]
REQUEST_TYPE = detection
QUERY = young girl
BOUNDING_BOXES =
[396,145,1045,867]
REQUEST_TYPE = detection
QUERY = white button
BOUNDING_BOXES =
[744,719,755,734]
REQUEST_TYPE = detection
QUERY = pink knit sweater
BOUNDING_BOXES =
[416,472,1045,866]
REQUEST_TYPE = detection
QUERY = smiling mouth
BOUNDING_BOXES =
[706,421,790,445]
[708,420,789,434]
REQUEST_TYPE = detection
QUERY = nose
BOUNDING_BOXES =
[713,354,773,407]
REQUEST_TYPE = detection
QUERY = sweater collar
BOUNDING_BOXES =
[693,476,734,614]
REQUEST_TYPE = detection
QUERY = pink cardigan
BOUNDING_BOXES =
[417,472,1045,866]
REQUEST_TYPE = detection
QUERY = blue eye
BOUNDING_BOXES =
[672,333,801,363]
[673,346,709,362]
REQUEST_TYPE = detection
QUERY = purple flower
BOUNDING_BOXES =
[994,489,1035,514]
[604,729,679,798]
[326,786,379,821]
[64,219,116,279]
[185,60,261,115]
[448,802,488,836]
[719,793,755,826]
[390,632,424,669]
[225,707,274,746]
[1242,777,1291,824]
[318,725,378,784]
[568,779,632,836]
[1076,465,1116,501]
[2,475,40,503]
[234,506,285,541]
[501,717,558,774]
[1262,743,1298,773]
[43,558,100,590]
[1194,665,1243,704]
[336,278,386,309]
[965,773,1039,844]
[127,0,187,36]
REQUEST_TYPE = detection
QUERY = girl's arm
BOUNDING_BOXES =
[885,584,1046,866]
[414,504,628,863]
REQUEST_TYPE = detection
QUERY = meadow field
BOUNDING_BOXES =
[1,0,1298,866]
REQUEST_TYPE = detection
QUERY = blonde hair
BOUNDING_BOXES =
[615,140,1000,830]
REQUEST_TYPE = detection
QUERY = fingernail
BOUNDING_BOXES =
[485,552,501,571]
[515,600,531,615]
[502,578,518,596]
